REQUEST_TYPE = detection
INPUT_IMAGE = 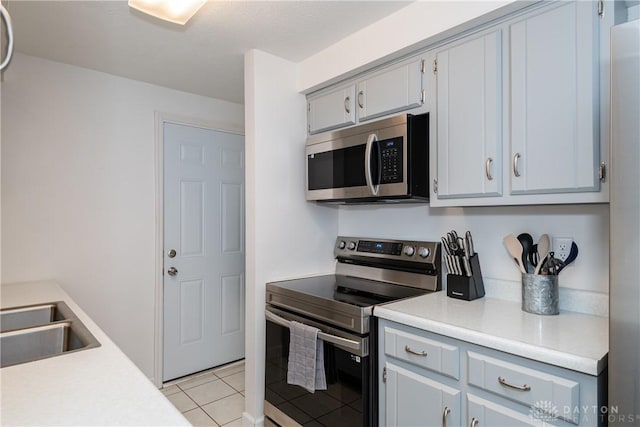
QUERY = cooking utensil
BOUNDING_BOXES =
[517,233,535,273]
[465,231,475,256]
[441,237,452,256]
[528,243,539,267]
[462,257,472,277]
[534,234,551,274]
[504,234,527,274]
[541,251,563,275]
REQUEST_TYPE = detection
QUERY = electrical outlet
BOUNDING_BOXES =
[553,237,573,262]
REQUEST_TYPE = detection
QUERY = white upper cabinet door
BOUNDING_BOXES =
[357,57,424,122]
[308,84,356,134]
[435,29,503,200]
[509,1,600,195]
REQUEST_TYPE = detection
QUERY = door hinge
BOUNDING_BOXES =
[383,367,387,383]
[420,59,426,74]
[307,103,311,112]
[598,0,604,18]
[421,90,426,104]
[433,59,438,75]
[308,123,311,133]
[433,179,438,194]
[599,162,607,182]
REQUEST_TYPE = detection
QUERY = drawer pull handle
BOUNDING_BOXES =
[498,376,531,391]
[405,345,428,357]
[442,406,451,427]
[470,417,479,427]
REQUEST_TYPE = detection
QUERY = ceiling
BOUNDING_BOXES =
[6,0,412,103]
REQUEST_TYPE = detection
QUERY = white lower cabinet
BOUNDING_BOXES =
[467,394,541,427]
[378,319,606,427]
[385,362,461,427]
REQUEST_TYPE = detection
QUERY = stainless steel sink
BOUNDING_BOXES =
[0,301,101,367]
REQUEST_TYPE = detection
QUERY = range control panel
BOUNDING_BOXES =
[334,236,440,266]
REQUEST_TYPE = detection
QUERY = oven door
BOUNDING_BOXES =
[264,306,372,427]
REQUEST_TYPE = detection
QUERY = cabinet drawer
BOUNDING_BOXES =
[467,351,580,424]
[384,326,459,379]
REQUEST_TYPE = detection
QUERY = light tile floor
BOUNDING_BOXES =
[162,360,245,427]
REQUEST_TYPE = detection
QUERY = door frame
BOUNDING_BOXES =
[153,112,244,387]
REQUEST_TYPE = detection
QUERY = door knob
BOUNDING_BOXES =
[167,267,178,276]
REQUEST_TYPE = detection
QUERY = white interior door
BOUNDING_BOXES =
[163,122,245,381]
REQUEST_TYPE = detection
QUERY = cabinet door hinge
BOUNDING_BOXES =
[598,0,604,18]
[599,162,607,182]
[433,179,438,194]
[420,59,426,74]
[433,59,438,75]
[383,367,387,383]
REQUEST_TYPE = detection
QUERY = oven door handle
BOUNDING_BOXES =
[265,310,362,352]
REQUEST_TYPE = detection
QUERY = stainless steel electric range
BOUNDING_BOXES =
[264,236,442,427]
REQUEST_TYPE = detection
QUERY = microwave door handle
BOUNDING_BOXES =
[365,133,379,196]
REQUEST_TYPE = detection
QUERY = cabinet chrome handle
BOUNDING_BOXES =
[167,267,178,276]
[344,96,351,114]
[470,417,479,427]
[357,90,364,108]
[404,345,427,357]
[442,406,451,427]
[0,5,14,71]
[498,376,531,391]
[513,152,521,177]
[485,157,493,181]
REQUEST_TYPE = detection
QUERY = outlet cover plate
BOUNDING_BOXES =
[553,237,573,262]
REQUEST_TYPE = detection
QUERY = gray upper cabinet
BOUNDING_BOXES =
[356,57,424,122]
[307,84,356,134]
[307,0,611,206]
[509,1,600,195]
[433,29,503,201]
[430,0,610,206]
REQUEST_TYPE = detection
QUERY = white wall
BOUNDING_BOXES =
[243,49,338,426]
[1,53,244,379]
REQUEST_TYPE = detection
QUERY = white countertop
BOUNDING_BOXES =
[374,293,608,376]
[0,281,189,426]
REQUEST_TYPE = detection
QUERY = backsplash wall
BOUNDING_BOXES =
[338,203,609,315]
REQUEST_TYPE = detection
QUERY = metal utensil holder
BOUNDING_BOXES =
[521,273,559,315]
[447,254,485,301]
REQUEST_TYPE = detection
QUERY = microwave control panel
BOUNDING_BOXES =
[380,137,403,184]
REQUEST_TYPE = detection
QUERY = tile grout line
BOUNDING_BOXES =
[163,362,245,427]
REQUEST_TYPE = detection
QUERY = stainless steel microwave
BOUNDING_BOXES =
[306,113,429,203]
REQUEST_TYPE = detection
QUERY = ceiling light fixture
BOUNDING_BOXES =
[128,0,206,25]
